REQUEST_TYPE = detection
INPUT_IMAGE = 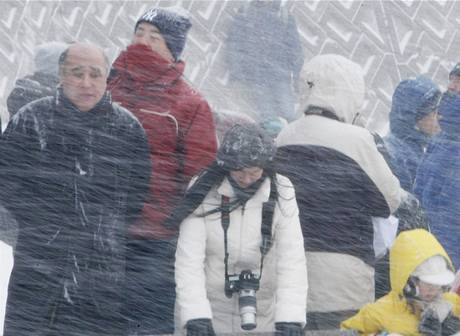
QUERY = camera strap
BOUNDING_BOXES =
[221,195,231,282]
[220,178,276,281]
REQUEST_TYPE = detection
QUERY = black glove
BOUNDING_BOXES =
[395,192,430,232]
[186,318,216,336]
[275,322,303,336]
[441,312,460,336]
[419,308,442,336]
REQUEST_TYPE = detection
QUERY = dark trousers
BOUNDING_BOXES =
[374,253,391,300]
[4,268,126,336]
[124,238,177,335]
[305,310,357,330]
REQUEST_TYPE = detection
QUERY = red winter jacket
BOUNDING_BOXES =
[108,44,217,239]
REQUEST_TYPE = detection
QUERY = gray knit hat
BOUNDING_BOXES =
[217,123,276,170]
[135,7,192,61]
[34,41,68,76]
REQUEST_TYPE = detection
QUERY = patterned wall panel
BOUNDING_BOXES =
[1,0,459,134]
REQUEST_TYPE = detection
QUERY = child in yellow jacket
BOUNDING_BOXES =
[341,229,460,336]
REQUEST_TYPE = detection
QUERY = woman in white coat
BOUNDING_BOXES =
[171,124,307,336]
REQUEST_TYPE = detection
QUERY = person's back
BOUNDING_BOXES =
[225,1,302,84]
[107,7,217,335]
[415,93,460,270]
[275,54,404,330]
[7,41,67,119]
[224,0,303,121]
[384,76,441,193]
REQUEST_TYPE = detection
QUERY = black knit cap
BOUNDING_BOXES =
[135,7,192,61]
[217,123,276,170]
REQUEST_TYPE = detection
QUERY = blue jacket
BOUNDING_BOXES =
[415,93,460,269]
[384,76,440,192]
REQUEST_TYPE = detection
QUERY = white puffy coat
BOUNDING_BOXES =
[175,174,307,334]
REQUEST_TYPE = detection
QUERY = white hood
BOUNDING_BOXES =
[298,54,365,124]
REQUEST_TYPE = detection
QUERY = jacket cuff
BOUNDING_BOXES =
[275,304,306,327]
[180,302,213,328]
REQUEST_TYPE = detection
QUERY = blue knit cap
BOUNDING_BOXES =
[135,7,192,61]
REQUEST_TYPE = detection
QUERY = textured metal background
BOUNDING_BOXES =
[0,0,459,133]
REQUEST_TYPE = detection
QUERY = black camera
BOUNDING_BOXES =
[225,269,260,330]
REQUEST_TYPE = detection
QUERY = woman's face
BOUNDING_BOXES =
[230,167,264,189]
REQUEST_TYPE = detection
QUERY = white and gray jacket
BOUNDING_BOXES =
[275,54,405,315]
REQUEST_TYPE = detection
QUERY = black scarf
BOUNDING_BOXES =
[228,174,266,206]
[198,174,267,218]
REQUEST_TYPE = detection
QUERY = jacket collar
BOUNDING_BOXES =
[112,44,185,86]
[217,176,270,203]
[55,87,112,120]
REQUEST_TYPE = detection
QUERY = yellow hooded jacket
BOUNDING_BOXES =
[341,229,460,335]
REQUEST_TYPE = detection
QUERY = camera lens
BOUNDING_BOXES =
[239,289,257,330]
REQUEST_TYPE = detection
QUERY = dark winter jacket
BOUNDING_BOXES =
[0,71,58,252]
[225,0,303,84]
[276,116,400,264]
[277,54,403,265]
[414,93,460,269]
[384,76,441,192]
[7,71,60,118]
[108,44,217,240]
[0,89,151,335]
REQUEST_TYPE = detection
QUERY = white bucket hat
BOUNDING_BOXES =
[412,255,455,286]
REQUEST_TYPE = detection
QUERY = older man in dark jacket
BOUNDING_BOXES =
[0,42,151,336]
